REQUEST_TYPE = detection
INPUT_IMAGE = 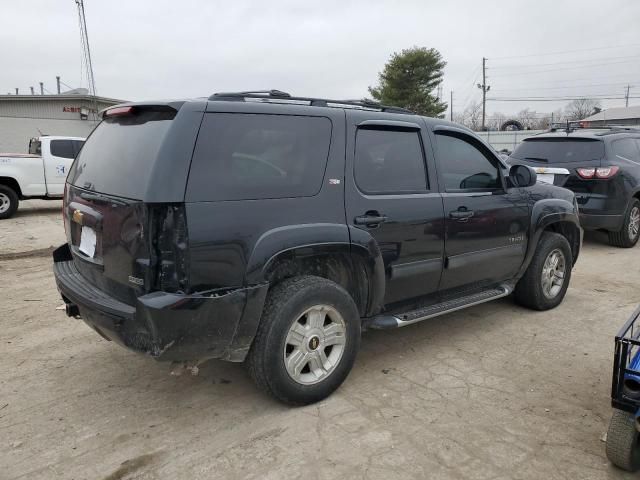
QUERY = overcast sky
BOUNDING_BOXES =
[3,0,640,118]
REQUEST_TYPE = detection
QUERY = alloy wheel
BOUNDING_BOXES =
[541,248,566,299]
[629,206,640,242]
[0,193,10,214]
[283,305,347,385]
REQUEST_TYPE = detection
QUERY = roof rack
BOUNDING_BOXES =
[208,90,414,114]
[546,121,640,135]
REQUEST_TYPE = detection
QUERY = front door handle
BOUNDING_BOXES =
[449,209,474,221]
[354,213,388,227]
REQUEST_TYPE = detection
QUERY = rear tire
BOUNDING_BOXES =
[608,199,640,248]
[514,232,572,311]
[0,185,19,219]
[606,409,640,472]
[247,275,361,406]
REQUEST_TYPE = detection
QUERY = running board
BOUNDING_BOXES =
[364,286,511,330]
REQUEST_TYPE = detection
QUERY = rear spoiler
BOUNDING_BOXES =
[101,101,185,119]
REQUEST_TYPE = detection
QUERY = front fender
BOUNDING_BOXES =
[518,198,581,277]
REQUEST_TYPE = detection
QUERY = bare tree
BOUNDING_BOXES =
[487,112,507,131]
[453,102,483,130]
[564,98,602,121]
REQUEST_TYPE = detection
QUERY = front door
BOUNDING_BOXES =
[432,127,529,292]
[345,112,444,306]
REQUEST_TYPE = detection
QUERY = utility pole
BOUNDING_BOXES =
[15,88,18,95]
[477,57,490,131]
[30,86,35,95]
[450,90,453,121]
[56,76,61,94]
[39,82,44,95]
[625,85,631,107]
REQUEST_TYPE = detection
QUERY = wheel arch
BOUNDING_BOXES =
[0,177,22,198]
[244,223,386,317]
[517,199,582,277]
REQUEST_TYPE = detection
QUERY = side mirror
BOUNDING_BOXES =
[509,164,537,188]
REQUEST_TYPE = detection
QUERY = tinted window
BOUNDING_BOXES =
[354,129,427,194]
[50,140,76,159]
[512,138,604,163]
[68,110,175,199]
[612,138,640,162]
[435,133,500,191]
[187,114,331,201]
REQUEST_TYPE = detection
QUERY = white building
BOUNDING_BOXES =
[0,93,123,152]
[581,105,640,128]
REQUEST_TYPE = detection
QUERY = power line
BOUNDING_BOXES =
[488,96,640,102]
[491,81,640,92]
[489,54,640,69]
[489,59,639,77]
[489,43,640,60]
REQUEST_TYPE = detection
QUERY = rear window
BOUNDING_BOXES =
[511,138,605,164]
[186,113,332,201]
[67,109,175,199]
[50,139,84,159]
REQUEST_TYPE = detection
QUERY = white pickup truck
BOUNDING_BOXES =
[0,136,85,219]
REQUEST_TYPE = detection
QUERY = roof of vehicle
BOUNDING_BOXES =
[37,135,86,141]
[107,90,475,134]
[525,128,640,142]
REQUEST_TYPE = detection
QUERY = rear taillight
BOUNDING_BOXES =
[576,166,619,179]
[595,166,619,178]
[576,168,596,179]
[151,205,189,293]
[62,183,69,238]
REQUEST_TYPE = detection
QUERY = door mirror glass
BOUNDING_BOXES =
[509,164,537,187]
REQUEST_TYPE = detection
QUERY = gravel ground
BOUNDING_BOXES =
[0,203,638,479]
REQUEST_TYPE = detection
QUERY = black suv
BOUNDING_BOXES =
[509,128,640,248]
[53,91,582,405]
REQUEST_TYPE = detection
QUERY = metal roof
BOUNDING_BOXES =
[0,94,125,104]
[582,105,640,122]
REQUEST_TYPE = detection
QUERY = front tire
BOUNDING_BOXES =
[0,185,19,219]
[247,276,361,405]
[514,232,572,311]
[606,409,640,472]
[609,199,640,248]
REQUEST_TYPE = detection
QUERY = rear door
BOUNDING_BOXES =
[345,111,444,305]
[45,139,84,195]
[432,127,529,292]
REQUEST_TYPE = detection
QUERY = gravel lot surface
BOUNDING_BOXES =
[1,201,637,479]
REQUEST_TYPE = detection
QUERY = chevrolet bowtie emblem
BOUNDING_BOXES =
[72,209,84,224]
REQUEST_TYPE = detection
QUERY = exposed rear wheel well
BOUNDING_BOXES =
[0,177,21,198]
[264,250,369,316]
[544,221,580,264]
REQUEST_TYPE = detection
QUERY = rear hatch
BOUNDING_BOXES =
[64,106,189,305]
[509,137,605,192]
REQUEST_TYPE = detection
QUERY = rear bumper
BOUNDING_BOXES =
[579,212,624,231]
[52,244,268,362]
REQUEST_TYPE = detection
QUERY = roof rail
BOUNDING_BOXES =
[208,90,414,114]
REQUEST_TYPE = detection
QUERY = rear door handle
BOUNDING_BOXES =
[354,214,388,227]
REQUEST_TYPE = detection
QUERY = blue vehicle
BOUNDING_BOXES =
[607,305,640,471]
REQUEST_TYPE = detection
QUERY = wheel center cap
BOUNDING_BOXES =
[308,336,320,351]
